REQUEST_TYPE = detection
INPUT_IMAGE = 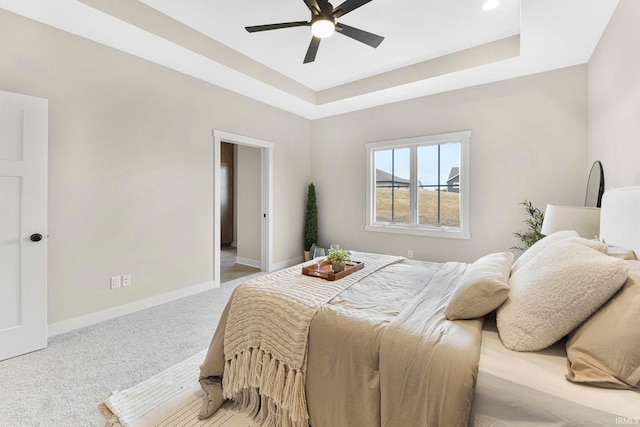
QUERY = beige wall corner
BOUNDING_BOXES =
[588,0,640,188]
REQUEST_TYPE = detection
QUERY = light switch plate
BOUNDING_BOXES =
[110,276,122,289]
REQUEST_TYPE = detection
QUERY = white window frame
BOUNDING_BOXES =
[365,131,471,240]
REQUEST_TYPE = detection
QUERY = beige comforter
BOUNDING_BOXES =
[200,258,483,427]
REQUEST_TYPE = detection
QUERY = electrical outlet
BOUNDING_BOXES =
[122,274,131,287]
[407,250,413,259]
[110,276,122,289]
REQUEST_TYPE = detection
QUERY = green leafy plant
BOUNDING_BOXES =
[304,183,318,252]
[327,248,351,263]
[511,200,545,252]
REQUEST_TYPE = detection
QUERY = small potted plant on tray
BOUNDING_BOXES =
[327,248,351,273]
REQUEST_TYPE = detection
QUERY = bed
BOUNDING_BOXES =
[199,186,640,427]
[470,314,640,427]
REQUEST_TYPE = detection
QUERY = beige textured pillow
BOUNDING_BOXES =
[566,261,640,389]
[497,240,628,351]
[512,232,608,274]
[566,236,608,252]
[446,252,513,320]
[511,230,578,273]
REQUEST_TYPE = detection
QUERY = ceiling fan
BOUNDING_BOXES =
[245,0,384,64]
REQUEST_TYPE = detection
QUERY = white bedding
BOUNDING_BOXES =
[470,317,640,427]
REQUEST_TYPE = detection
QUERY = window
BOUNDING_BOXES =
[365,131,470,239]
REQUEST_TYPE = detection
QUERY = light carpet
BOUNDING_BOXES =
[104,351,256,427]
[0,273,266,426]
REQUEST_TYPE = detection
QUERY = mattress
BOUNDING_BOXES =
[470,316,640,427]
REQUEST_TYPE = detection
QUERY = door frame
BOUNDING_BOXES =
[213,130,273,286]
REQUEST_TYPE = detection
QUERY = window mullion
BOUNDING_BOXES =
[390,149,395,223]
[437,144,441,226]
[410,145,418,227]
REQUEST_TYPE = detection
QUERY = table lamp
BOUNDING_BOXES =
[541,205,601,239]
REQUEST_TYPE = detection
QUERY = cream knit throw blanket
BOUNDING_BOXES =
[222,253,404,427]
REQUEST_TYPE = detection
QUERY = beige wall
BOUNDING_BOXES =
[311,66,589,263]
[236,145,262,264]
[588,0,640,188]
[2,6,606,325]
[0,10,311,324]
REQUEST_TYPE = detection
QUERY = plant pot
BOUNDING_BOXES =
[331,261,345,273]
[304,251,310,262]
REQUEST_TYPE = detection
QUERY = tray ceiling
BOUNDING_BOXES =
[0,0,619,119]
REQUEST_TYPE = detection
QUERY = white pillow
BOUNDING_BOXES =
[446,252,513,320]
[497,239,628,351]
[511,230,578,274]
[512,232,607,274]
[566,236,608,252]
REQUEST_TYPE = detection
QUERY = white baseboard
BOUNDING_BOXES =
[48,280,216,337]
[271,256,304,271]
[235,257,261,269]
[235,256,302,271]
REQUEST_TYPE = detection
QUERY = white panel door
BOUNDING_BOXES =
[0,90,48,361]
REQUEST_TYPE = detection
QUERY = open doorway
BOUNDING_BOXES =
[220,142,261,282]
[213,130,273,287]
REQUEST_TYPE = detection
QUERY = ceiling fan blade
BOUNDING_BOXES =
[304,36,321,63]
[303,0,321,15]
[245,21,309,33]
[332,0,373,18]
[336,23,384,48]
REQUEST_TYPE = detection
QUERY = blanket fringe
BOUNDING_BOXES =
[222,253,404,427]
[223,347,309,427]
[106,415,123,427]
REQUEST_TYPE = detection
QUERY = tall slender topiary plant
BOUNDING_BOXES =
[304,183,318,253]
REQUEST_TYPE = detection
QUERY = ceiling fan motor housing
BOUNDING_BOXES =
[318,1,335,18]
[311,1,335,26]
[311,1,336,38]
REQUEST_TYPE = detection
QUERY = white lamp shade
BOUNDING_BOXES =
[541,205,601,239]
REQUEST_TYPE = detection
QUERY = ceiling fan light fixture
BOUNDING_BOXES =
[311,18,335,38]
[482,0,500,11]
[245,0,384,63]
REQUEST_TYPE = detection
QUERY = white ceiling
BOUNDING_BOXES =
[138,0,522,91]
[0,0,619,119]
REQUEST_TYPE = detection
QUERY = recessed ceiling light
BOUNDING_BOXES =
[483,0,500,11]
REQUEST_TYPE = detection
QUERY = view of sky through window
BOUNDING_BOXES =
[375,143,460,187]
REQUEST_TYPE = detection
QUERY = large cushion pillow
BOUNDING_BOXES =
[512,232,608,274]
[446,252,513,320]
[565,236,608,253]
[565,261,640,389]
[511,230,578,273]
[497,240,628,351]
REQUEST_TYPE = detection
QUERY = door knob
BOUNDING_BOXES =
[30,233,43,242]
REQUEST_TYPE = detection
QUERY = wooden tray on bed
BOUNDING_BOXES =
[302,260,364,281]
